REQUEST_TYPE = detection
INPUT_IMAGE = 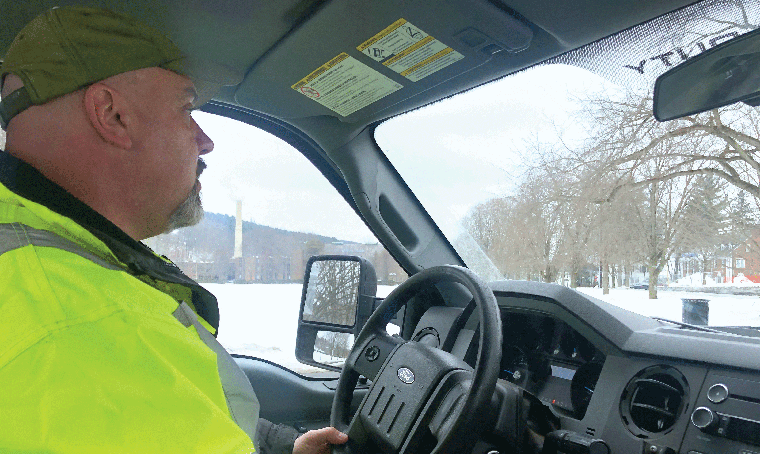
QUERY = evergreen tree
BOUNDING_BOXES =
[680,175,729,284]
[728,190,758,242]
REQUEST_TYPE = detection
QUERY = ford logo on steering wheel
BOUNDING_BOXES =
[397,367,415,384]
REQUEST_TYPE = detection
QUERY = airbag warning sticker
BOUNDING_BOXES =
[358,19,464,82]
[292,53,402,117]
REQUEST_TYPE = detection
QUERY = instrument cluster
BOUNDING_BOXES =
[499,309,605,418]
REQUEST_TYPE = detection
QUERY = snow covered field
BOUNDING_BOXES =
[204,283,760,375]
[577,287,760,327]
[203,283,396,375]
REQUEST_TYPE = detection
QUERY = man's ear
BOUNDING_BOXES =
[83,83,133,149]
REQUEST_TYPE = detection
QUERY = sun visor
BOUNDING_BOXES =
[234,0,532,123]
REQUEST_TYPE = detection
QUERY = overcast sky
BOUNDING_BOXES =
[375,64,617,241]
[195,111,379,243]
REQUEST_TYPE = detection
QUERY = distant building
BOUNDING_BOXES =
[239,251,298,283]
[225,240,406,284]
[672,245,734,284]
[151,211,406,284]
[176,261,220,282]
[732,233,760,283]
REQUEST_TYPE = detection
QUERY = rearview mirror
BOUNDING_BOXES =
[295,255,377,371]
[654,27,760,121]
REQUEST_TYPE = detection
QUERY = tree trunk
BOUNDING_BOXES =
[610,265,615,288]
[647,179,659,300]
[602,260,610,295]
[648,264,658,299]
[570,262,579,288]
[542,265,555,283]
[570,270,579,288]
[674,253,681,280]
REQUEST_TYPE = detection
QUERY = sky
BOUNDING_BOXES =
[194,111,379,243]
[375,64,618,241]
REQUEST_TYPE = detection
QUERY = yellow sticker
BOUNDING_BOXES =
[357,19,464,82]
[292,53,403,117]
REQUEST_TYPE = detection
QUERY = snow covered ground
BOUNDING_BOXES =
[673,272,760,286]
[204,283,760,375]
[203,283,396,375]
[576,287,760,327]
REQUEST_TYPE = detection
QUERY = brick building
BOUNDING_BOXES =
[732,233,760,283]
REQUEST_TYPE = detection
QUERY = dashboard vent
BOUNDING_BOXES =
[620,365,689,437]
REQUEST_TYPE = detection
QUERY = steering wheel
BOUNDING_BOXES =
[331,265,502,453]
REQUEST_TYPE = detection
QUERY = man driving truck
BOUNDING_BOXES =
[0,6,347,453]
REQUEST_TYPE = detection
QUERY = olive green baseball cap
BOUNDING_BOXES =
[0,6,241,129]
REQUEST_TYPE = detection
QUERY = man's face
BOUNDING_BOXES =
[125,68,214,236]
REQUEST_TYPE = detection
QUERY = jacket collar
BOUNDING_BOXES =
[0,151,146,250]
[0,151,220,330]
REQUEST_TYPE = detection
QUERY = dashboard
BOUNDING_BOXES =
[411,280,760,454]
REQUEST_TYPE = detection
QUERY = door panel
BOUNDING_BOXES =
[234,355,367,430]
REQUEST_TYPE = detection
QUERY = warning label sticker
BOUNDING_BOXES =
[357,19,464,82]
[291,53,403,117]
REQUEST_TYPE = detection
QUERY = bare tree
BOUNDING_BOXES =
[465,174,567,283]
[555,188,596,288]
[590,182,648,294]
[513,173,567,282]
[464,196,512,271]
[570,92,760,201]
[545,86,760,296]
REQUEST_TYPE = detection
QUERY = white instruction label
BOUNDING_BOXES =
[292,53,402,117]
[357,19,464,82]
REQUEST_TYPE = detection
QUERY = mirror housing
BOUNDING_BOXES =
[654,27,760,121]
[295,255,377,371]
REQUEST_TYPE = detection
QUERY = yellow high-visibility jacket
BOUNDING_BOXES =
[0,153,257,453]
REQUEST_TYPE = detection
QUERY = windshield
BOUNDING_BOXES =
[376,0,760,328]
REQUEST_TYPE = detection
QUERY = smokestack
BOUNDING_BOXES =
[233,200,243,259]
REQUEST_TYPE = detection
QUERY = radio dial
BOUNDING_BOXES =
[706,383,729,403]
[691,407,717,431]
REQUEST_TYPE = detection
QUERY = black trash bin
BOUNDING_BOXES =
[682,298,709,325]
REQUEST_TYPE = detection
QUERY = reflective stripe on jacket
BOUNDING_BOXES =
[0,182,257,453]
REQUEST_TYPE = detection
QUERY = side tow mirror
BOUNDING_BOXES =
[295,255,377,371]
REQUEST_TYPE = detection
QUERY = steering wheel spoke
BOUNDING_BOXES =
[427,371,472,441]
[347,330,404,383]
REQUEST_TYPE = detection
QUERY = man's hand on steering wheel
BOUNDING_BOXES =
[293,427,348,454]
